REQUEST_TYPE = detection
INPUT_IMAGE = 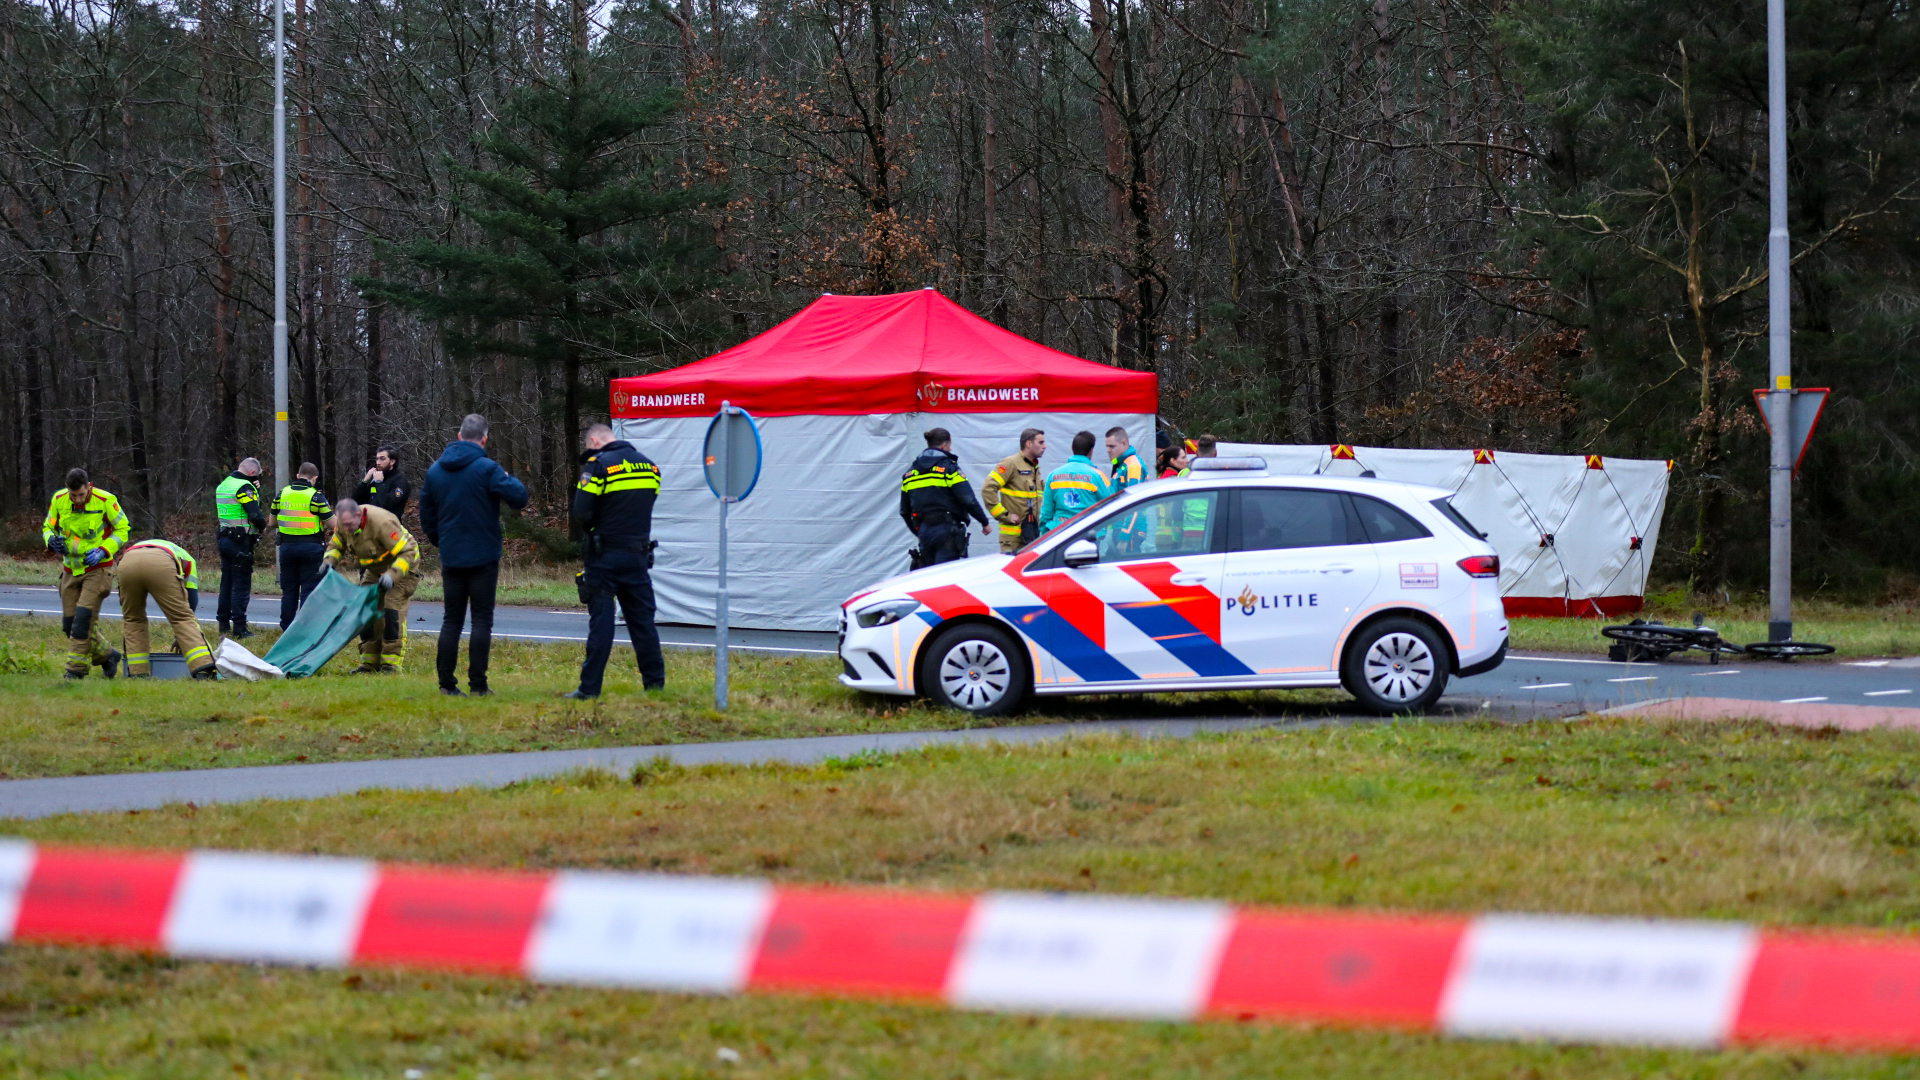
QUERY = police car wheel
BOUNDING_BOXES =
[1342,617,1449,715]
[920,623,1030,716]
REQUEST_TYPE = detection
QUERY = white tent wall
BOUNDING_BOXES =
[1219,443,1671,615]
[616,411,1153,630]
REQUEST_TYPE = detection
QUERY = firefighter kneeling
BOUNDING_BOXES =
[323,498,420,673]
[118,539,215,678]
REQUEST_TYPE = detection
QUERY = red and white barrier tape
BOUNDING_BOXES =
[5,839,1918,1052]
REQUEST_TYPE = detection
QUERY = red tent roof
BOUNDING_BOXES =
[610,289,1158,418]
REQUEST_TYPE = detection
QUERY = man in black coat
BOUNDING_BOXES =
[354,445,411,518]
[899,427,991,567]
[420,414,529,697]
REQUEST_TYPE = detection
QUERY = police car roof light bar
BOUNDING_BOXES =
[1188,456,1267,472]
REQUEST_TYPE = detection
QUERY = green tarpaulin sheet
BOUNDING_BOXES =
[263,569,379,678]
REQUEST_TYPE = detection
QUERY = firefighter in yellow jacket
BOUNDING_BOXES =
[980,428,1046,553]
[118,538,215,679]
[322,498,420,673]
[42,468,127,679]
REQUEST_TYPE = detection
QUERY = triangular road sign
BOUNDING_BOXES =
[1751,387,1829,477]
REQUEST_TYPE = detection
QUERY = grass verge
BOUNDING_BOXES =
[0,615,1344,779]
[6,719,1920,1076]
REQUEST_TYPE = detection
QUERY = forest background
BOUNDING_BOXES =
[0,0,1913,594]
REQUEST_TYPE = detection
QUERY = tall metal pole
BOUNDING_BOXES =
[271,0,289,487]
[714,404,731,711]
[1765,0,1792,642]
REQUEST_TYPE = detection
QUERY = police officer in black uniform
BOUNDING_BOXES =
[900,427,991,568]
[564,423,666,700]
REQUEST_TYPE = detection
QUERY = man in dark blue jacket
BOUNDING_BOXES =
[420,413,529,696]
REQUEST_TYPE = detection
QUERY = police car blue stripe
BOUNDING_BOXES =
[1109,600,1255,678]
[996,604,1137,684]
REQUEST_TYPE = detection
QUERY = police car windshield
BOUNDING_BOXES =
[1014,490,1125,554]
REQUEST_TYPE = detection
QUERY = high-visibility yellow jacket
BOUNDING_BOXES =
[324,504,419,579]
[980,452,1043,541]
[42,487,130,572]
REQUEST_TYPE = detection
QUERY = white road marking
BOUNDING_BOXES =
[1607,676,1658,683]
[1780,697,1829,704]
[1848,660,1892,667]
[1510,654,1655,667]
[496,632,836,655]
[1691,670,1740,676]
[1863,689,1913,697]
[1523,683,1572,690]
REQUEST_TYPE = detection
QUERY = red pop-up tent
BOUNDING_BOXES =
[610,289,1158,630]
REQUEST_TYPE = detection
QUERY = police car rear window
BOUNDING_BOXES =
[1349,495,1432,543]
[1430,497,1487,539]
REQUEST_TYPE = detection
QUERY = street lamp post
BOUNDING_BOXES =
[1765,0,1792,641]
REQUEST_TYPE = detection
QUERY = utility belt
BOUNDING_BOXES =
[914,510,958,529]
[581,533,657,562]
[218,526,258,544]
[576,539,659,603]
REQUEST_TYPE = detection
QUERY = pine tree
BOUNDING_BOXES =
[358,48,721,488]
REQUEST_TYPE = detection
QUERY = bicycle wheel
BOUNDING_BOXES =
[1601,624,1697,649]
[1742,640,1837,660]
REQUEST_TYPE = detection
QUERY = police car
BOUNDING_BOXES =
[837,458,1508,715]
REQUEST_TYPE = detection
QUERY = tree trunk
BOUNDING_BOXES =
[202,0,237,469]
[118,73,153,531]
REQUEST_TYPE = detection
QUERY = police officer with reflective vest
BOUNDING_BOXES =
[118,538,215,679]
[271,461,334,629]
[980,428,1046,553]
[564,423,665,700]
[42,467,127,679]
[213,457,267,638]
[900,427,991,568]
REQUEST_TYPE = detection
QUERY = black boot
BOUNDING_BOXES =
[97,649,122,679]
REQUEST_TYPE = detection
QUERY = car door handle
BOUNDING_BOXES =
[1170,573,1208,585]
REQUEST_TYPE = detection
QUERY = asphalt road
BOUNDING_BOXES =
[0,583,829,656]
[5,582,1917,709]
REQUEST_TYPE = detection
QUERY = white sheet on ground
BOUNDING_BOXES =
[215,638,284,681]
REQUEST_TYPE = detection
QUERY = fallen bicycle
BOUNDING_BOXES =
[1601,616,1835,663]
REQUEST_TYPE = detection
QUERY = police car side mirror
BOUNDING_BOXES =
[1063,539,1099,568]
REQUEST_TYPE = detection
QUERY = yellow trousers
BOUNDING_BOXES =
[57,566,115,676]
[357,569,419,670]
[117,547,213,676]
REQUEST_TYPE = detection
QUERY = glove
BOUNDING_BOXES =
[186,587,199,613]
[378,571,395,590]
[46,535,66,555]
[83,547,108,568]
